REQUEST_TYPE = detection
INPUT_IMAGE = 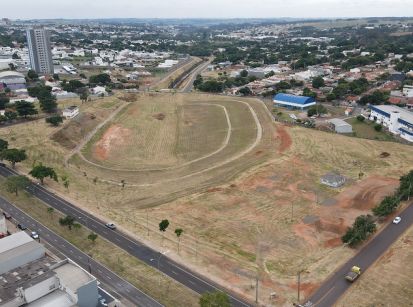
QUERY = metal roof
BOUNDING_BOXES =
[273,93,316,105]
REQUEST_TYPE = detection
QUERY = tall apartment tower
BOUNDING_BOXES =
[26,27,54,75]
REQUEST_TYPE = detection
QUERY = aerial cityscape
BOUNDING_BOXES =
[0,1,413,307]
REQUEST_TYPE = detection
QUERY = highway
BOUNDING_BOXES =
[181,57,213,93]
[0,166,251,307]
[305,202,413,307]
[0,197,162,307]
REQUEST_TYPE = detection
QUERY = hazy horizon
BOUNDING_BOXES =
[2,0,413,20]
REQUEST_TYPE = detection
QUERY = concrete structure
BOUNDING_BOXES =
[321,172,346,188]
[328,118,353,134]
[0,232,105,307]
[62,106,79,119]
[403,85,413,98]
[0,216,6,238]
[273,93,316,110]
[369,105,413,142]
[26,28,54,75]
[0,232,45,274]
[0,71,26,91]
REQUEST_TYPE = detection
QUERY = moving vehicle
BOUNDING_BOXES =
[345,266,361,282]
[105,223,116,230]
[393,216,401,224]
[31,231,39,239]
[2,212,11,220]
[17,224,27,230]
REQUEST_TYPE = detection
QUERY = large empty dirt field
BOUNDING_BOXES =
[2,93,413,306]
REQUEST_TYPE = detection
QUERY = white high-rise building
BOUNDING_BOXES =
[26,27,54,75]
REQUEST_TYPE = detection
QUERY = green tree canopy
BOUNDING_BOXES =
[89,73,111,85]
[15,100,38,118]
[0,148,27,168]
[312,76,325,89]
[59,215,75,230]
[342,215,376,247]
[4,175,30,196]
[159,219,170,232]
[0,138,8,151]
[29,164,58,185]
[45,115,63,127]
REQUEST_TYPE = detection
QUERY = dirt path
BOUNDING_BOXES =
[276,125,292,153]
[64,101,131,166]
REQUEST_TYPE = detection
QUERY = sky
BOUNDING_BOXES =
[2,0,413,19]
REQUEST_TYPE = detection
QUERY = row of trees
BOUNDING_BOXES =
[27,85,57,113]
[342,170,413,247]
[158,219,184,253]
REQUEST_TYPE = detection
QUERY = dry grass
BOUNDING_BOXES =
[0,177,199,307]
[2,93,413,305]
[336,225,413,306]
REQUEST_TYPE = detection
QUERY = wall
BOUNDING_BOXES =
[76,279,99,307]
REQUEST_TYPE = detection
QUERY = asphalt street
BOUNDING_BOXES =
[181,58,213,93]
[305,202,413,307]
[0,166,251,307]
[0,197,162,307]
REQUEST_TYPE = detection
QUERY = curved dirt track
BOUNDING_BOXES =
[77,103,233,172]
[70,95,268,187]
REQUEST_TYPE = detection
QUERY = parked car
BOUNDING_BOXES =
[105,223,116,230]
[31,231,39,240]
[2,212,11,220]
[17,224,27,230]
[393,216,401,224]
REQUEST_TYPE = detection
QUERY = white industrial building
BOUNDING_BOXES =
[0,232,116,307]
[369,105,413,142]
[328,118,353,134]
[403,85,413,98]
[62,106,79,119]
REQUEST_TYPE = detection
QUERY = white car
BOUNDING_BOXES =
[393,216,401,224]
[31,231,39,239]
[105,223,116,230]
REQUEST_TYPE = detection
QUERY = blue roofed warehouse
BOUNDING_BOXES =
[273,93,316,110]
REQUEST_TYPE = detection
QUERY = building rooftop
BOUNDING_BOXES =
[0,256,57,303]
[328,118,352,128]
[27,289,77,307]
[274,93,316,105]
[0,231,33,254]
[53,260,95,291]
[371,105,413,124]
[0,71,25,79]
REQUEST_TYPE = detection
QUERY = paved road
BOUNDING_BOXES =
[0,197,162,307]
[306,203,413,307]
[181,57,213,93]
[0,166,251,307]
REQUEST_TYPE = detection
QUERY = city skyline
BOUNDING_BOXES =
[2,0,413,19]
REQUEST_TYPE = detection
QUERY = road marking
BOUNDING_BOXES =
[312,285,336,306]
[171,270,178,275]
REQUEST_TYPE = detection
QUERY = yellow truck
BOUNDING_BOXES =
[345,266,361,282]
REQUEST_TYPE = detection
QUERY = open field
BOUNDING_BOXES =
[336,224,413,306]
[0,177,199,307]
[346,117,396,142]
[1,93,413,305]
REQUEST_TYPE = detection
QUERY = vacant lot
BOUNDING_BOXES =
[346,117,395,142]
[1,93,413,305]
[337,224,413,306]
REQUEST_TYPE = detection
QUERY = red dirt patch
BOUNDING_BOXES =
[206,187,223,193]
[275,125,292,153]
[93,124,131,160]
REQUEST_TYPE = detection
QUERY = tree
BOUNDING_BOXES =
[88,232,98,244]
[159,219,169,245]
[0,148,27,168]
[5,111,18,121]
[12,52,20,59]
[0,95,9,109]
[0,138,8,152]
[175,228,183,253]
[15,100,38,118]
[45,115,64,127]
[53,73,59,81]
[374,123,383,132]
[59,215,75,230]
[199,291,230,307]
[342,215,376,247]
[303,87,317,98]
[238,87,252,96]
[307,104,327,117]
[372,195,400,217]
[80,89,89,103]
[27,70,38,80]
[4,175,30,196]
[239,70,248,78]
[356,115,365,122]
[89,73,111,85]
[47,207,54,218]
[62,80,85,93]
[29,164,58,185]
[312,76,325,89]
[39,94,57,113]
[73,223,82,231]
